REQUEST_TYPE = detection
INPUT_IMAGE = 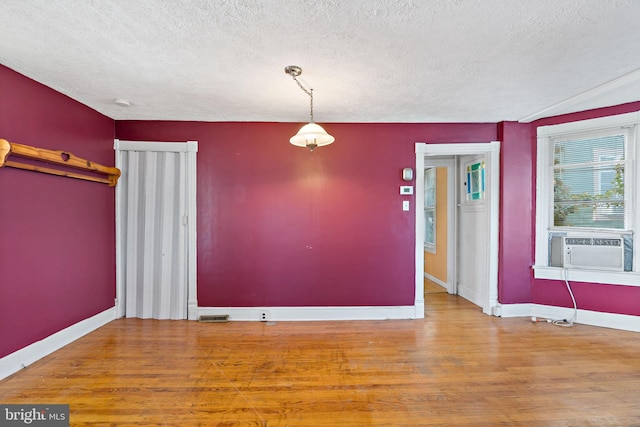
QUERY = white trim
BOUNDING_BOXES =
[113,140,195,152]
[414,300,425,319]
[198,306,418,322]
[534,133,551,270]
[416,142,500,155]
[537,111,640,137]
[114,142,125,318]
[457,283,484,308]
[0,307,116,380]
[415,142,500,316]
[534,111,640,284]
[114,139,198,320]
[493,303,531,318]
[415,151,426,318]
[186,141,198,320]
[533,266,640,286]
[487,144,501,315]
[423,243,436,254]
[519,70,640,123]
[497,303,640,332]
[443,161,457,295]
[424,272,448,290]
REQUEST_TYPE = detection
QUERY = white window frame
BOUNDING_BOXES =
[424,167,436,253]
[534,111,640,286]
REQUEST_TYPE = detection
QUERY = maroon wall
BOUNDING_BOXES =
[6,58,636,360]
[0,65,116,358]
[497,121,534,304]
[115,121,498,307]
[531,102,640,316]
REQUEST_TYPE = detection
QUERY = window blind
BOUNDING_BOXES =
[552,129,630,229]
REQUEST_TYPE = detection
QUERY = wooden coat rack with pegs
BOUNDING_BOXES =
[0,139,120,186]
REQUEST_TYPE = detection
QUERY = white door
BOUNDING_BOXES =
[114,140,198,320]
[457,155,488,308]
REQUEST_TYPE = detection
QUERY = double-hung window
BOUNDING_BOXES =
[534,111,640,286]
[424,167,436,253]
[553,130,628,229]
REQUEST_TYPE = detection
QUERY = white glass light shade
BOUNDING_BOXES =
[290,122,335,150]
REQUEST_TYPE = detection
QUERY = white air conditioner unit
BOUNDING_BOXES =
[556,235,625,271]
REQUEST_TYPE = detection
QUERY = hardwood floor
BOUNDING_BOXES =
[1,294,640,426]
[424,278,447,294]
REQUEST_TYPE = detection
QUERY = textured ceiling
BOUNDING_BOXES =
[2,0,640,123]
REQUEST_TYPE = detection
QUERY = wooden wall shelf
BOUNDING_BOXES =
[0,139,120,186]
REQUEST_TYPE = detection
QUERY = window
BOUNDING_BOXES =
[552,131,627,229]
[465,160,485,201]
[593,150,625,222]
[424,168,436,252]
[535,111,640,285]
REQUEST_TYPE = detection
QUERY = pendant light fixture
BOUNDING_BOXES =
[285,65,334,151]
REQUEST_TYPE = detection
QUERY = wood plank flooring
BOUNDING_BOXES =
[424,278,447,294]
[1,294,640,426]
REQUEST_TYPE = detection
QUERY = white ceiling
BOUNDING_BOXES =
[2,0,640,123]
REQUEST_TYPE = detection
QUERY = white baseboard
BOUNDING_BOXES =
[494,303,532,317]
[424,272,447,289]
[0,307,116,381]
[457,284,484,308]
[414,300,425,319]
[198,305,419,322]
[496,303,640,332]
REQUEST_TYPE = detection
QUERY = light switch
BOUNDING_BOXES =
[402,200,410,211]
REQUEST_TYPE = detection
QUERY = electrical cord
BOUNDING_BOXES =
[531,268,577,327]
[551,268,577,327]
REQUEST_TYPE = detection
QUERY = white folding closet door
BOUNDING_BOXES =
[120,149,188,319]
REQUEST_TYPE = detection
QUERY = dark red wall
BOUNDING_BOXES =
[4,60,638,362]
[115,121,498,307]
[531,102,640,316]
[497,122,534,304]
[0,65,116,358]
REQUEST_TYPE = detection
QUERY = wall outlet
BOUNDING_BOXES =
[259,311,269,321]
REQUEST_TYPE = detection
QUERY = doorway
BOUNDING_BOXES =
[114,140,198,320]
[423,159,456,295]
[414,142,500,316]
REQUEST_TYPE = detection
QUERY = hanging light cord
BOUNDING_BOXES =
[289,74,314,122]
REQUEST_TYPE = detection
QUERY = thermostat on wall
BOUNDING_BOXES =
[400,186,414,195]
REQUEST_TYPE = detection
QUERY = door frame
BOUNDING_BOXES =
[114,139,199,320]
[415,142,500,316]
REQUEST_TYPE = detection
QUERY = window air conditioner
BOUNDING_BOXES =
[551,235,625,271]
